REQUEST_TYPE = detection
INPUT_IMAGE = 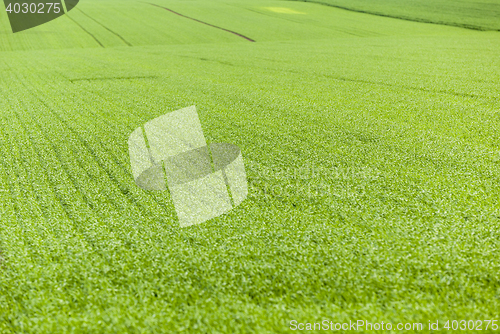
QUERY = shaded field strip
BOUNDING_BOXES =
[66,15,104,47]
[289,0,500,32]
[147,3,256,42]
[69,75,157,83]
[76,8,132,47]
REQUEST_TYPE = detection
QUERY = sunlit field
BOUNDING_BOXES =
[1,0,499,332]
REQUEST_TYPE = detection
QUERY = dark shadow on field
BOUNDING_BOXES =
[4,0,80,33]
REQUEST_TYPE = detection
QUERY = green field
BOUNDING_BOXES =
[292,0,500,31]
[1,0,500,332]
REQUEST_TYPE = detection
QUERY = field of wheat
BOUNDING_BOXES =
[0,0,499,332]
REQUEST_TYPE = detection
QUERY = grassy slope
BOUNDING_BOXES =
[0,0,464,51]
[1,0,500,332]
[291,0,500,31]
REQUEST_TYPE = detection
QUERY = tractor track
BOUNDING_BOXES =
[148,2,256,42]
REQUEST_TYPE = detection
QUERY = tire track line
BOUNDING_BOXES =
[0,116,24,223]
[18,80,126,218]
[324,75,486,99]
[64,83,187,211]
[0,75,23,224]
[147,2,256,42]
[5,64,106,223]
[17,65,177,256]
[31,59,176,217]
[0,115,50,221]
[26,61,169,222]
[245,61,490,100]
[0,68,53,222]
[76,8,132,46]
[34,62,143,174]
[0,86,67,222]
[1,94,103,269]
[5,72,113,258]
[66,15,105,48]
[42,68,176,212]
[4,114,111,278]
[6,80,96,222]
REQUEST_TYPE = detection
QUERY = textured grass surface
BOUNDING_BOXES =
[291,0,500,31]
[0,0,500,333]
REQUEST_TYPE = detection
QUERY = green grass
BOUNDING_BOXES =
[291,0,500,31]
[0,0,500,333]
